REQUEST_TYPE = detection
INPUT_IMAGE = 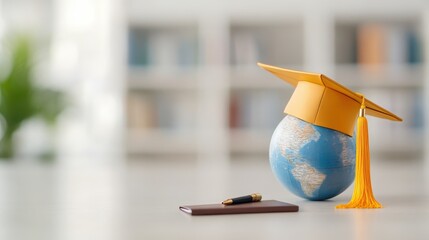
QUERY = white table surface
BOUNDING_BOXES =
[0,156,428,240]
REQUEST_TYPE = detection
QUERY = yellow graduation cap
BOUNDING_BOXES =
[258,63,402,209]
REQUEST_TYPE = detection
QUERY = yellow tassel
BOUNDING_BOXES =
[336,97,382,209]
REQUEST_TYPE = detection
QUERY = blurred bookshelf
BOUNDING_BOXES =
[125,3,426,158]
[126,23,199,156]
[333,18,424,156]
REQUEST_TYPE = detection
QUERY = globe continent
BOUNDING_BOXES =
[269,115,356,200]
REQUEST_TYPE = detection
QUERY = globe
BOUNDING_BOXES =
[269,115,356,201]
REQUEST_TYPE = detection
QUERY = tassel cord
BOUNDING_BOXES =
[336,97,382,209]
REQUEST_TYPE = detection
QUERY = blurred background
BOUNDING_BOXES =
[0,0,428,239]
[0,0,426,162]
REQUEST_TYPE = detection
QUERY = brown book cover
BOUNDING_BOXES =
[179,200,299,216]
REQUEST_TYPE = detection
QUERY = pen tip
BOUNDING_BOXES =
[222,199,233,205]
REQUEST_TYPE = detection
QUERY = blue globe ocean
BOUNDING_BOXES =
[269,115,356,200]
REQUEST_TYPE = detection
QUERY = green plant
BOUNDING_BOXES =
[0,35,65,159]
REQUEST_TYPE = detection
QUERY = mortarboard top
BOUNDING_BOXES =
[257,63,402,136]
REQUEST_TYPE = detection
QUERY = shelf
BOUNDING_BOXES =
[333,64,423,89]
[127,67,198,90]
[127,129,197,155]
[229,64,423,89]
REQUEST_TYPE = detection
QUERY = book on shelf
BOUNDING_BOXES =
[128,29,149,66]
[357,24,386,72]
[335,24,358,64]
[406,30,422,64]
[229,94,240,128]
[127,94,155,129]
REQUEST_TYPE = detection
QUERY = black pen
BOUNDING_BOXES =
[222,193,262,205]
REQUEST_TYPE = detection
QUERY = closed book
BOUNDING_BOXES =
[179,200,299,216]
